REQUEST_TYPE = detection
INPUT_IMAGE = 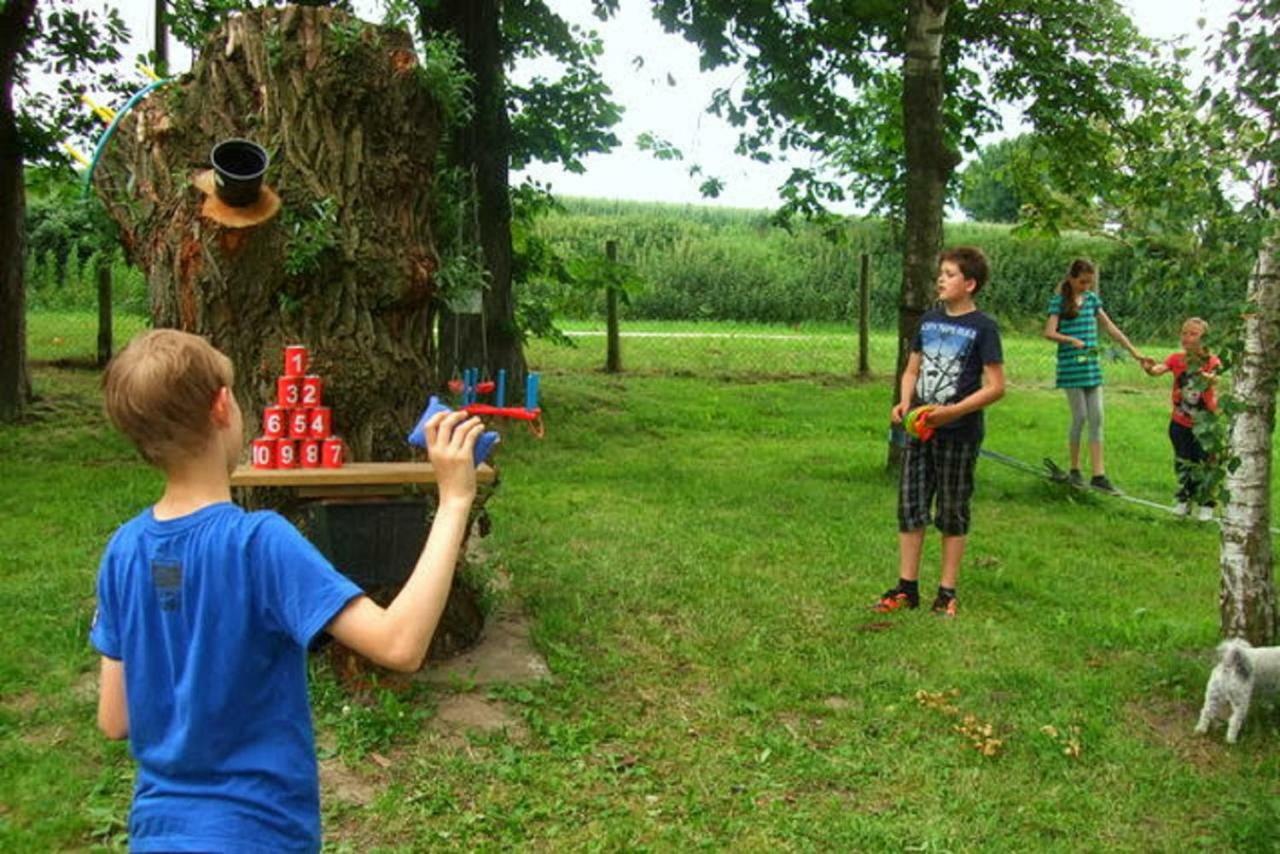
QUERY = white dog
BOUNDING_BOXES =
[1195,638,1280,743]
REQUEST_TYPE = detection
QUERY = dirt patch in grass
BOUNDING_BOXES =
[1128,696,1224,771]
[72,669,97,703]
[432,692,529,746]
[417,609,550,686]
[319,755,384,807]
[1,691,40,715]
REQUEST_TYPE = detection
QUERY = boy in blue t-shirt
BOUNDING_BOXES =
[874,246,1005,618]
[92,329,484,852]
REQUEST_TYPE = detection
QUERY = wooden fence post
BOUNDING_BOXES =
[96,257,112,368]
[606,239,621,373]
[858,252,870,377]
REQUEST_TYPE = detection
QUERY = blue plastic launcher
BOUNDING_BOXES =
[406,395,500,466]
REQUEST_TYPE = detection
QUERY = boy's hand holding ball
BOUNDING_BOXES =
[904,405,937,442]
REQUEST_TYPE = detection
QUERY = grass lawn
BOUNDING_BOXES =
[25,311,150,365]
[2,324,1278,850]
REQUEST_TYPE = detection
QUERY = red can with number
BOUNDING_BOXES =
[262,406,286,439]
[289,408,311,440]
[276,377,300,408]
[283,345,308,378]
[322,437,345,468]
[308,406,331,439]
[251,437,276,469]
[300,375,323,407]
[276,439,298,468]
[300,439,322,468]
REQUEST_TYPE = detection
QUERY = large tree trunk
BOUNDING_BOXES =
[1219,226,1280,645]
[0,0,37,424]
[93,6,444,460]
[889,0,957,468]
[419,0,527,390]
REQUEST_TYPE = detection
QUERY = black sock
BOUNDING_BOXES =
[937,585,956,601]
[899,578,919,597]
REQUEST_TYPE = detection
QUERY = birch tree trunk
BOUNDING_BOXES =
[1219,225,1280,644]
[890,0,958,468]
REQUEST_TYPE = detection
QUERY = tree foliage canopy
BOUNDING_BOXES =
[11,0,130,164]
[957,136,1031,224]
[635,0,1180,226]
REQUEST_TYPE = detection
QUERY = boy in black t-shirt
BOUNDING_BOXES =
[874,247,1005,618]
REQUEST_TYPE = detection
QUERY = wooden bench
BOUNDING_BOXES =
[230,461,498,499]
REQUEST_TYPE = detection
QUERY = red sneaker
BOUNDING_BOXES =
[872,588,919,613]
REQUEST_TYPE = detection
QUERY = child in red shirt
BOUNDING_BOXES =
[1143,317,1221,519]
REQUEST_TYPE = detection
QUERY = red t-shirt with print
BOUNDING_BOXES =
[1166,351,1221,428]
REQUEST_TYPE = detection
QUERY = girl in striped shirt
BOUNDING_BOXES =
[1042,258,1147,493]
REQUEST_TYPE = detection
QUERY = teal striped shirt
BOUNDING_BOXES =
[1047,291,1103,388]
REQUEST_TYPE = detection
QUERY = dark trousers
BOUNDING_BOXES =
[1169,420,1211,504]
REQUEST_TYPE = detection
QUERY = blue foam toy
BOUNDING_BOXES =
[407,395,500,466]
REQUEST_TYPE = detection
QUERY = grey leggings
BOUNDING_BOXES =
[1065,386,1104,444]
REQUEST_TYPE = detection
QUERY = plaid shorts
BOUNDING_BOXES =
[898,437,980,536]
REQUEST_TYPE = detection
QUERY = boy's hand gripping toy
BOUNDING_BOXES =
[407,396,500,466]
[903,405,937,442]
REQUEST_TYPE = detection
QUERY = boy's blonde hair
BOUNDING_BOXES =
[1185,316,1209,334]
[103,329,234,468]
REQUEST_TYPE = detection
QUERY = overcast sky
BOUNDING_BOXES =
[60,0,1239,211]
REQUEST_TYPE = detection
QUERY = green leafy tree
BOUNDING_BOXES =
[633,0,1179,463]
[418,0,623,385]
[957,136,1033,224]
[1,0,128,422]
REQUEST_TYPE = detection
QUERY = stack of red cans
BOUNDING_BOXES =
[250,345,345,469]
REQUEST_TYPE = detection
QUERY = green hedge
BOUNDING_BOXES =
[24,248,149,316]
[527,198,1240,339]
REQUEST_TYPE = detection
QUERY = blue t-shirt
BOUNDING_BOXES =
[910,308,1004,443]
[90,502,362,853]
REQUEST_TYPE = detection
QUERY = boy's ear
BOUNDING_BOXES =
[210,386,234,428]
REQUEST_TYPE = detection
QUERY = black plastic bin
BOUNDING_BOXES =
[299,497,432,592]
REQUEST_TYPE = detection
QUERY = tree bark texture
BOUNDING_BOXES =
[92,6,444,461]
[0,0,37,423]
[889,0,957,468]
[1219,227,1280,645]
[419,0,528,391]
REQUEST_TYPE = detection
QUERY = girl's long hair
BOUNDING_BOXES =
[1058,258,1096,320]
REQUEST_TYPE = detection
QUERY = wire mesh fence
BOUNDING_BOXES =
[25,241,1233,390]
[523,318,1164,391]
[27,299,1184,390]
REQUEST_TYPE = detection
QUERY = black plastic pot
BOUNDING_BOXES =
[210,139,268,207]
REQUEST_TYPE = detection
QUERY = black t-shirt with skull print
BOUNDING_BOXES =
[910,308,1003,444]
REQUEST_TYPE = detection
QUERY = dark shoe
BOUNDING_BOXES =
[872,587,919,613]
[1090,474,1120,494]
[1068,469,1085,488]
[931,594,957,618]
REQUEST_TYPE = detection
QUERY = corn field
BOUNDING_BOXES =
[26,197,1249,379]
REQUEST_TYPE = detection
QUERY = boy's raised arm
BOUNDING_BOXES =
[325,410,483,672]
